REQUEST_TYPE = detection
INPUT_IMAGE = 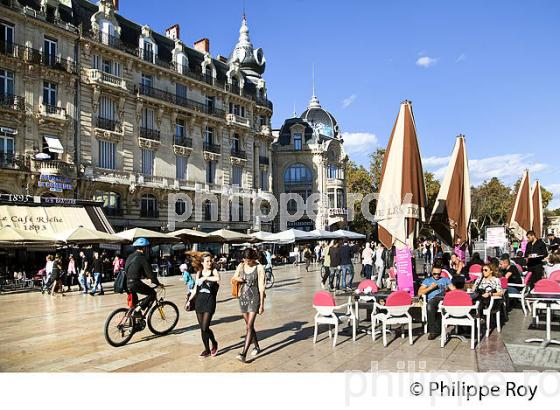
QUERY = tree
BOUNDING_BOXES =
[471,177,513,239]
[369,148,386,192]
[424,172,441,216]
[347,161,374,235]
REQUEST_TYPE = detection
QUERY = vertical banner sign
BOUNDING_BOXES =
[395,247,414,296]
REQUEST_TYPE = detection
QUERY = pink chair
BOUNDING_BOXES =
[439,290,480,349]
[441,269,452,279]
[531,279,560,329]
[313,291,356,347]
[371,291,414,347]
[467,264,482,282]
[387,267,397,290]
[548,271,560,282]
[515,264,526,275]
[500,277,509,289]
[509,271,533,316]
[355,280,378,324]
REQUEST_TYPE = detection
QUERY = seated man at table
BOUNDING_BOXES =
[499,255,523,294]
[418,265,456,340]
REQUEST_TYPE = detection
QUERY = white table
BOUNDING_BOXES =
[525,293,560,348]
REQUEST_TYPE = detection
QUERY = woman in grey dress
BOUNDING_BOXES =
[232,248,266,363]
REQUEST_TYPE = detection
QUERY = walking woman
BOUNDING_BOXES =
[187,252,220,358]
[66,254,77,292]
[232,248,265,363]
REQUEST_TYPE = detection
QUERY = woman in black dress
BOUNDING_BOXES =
[187,252,220,358]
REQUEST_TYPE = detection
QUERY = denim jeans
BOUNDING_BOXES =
[507,286,520,295]
[78,273,88,293]
[340,264,352,289]
[363,264,373,279]
[91,271,103,294]
[329,266,341,289]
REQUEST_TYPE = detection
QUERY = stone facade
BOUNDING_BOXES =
[0,0,274,233]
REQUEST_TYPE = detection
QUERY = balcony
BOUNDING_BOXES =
[140,127,160,141]
[256,97,273,110]
[226,113,250,128]
[259,155,270,166]
[203,143,221,154]
[136,83,225,119]
[0,153,29,171]
[227,83,241,95]
[86,31,135,55]
[43,105,65,116]
[174,136,193,148]
[0,41,25,59]
[96,117,119,132]
[88,69,127,90]
[24,48,77,74]
[231,149,247,160]
[0,94,25,112]
[33,159,76,176]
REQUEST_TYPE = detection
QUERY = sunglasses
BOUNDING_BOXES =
[483,268,491,272]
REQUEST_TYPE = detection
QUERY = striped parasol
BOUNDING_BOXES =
[375,100,427,249]
[508,169,533,240]
[532,180,544,239]
[429,135,472,246]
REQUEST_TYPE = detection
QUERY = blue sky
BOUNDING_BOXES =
[117,0,560,207]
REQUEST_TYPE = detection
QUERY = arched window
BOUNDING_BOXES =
[284,163,312,185]
[175,198,186,216]
[94,191,121,217]
[140,194,158,218]
[203,199,213,221]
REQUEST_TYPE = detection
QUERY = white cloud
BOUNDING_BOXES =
[416,56,438,68]
[547,184,560,209]
[456,53,467,63]
[342,94,357,109]
[423,153,549,186]
[341,132,379,154]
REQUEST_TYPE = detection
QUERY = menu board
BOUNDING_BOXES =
[486,226,507,248]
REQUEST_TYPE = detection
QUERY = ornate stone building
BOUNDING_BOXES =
[272,93,348,231]
[0,0,274,233]
[0,0,79,199]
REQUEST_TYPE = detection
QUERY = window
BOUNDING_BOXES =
[0,69,14,96]
[231,133,240,152]
[175,119,185,144]
[231,165,242,186]
[1,22,14,51]
[260,170,268,191]
[206,160,215,184]
[293,133,303,151]
[99,96,116,120]
[203,200,213,221]
[92,54,100,69]
[175,155,187,180]
[204,126,213,145]
[140,194,158,218]
[176,83,187,103]
[98,140,116,170]
[142,41,154,62]
[0,131,15,166]
[258,115,266,127]
[102,58,112,74]
[141,107,154,129]
[43,37,57,65]
[141,73,153,88]
[141,149,154,175]
[175,198,186,215]
[284,163,312,184]
[206,95,215,113]
[43,81,57,108]
[337,189,345,209]
[94,191,121,216]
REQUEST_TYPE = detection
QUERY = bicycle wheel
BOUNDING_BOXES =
[265,272,274,289]
[147,301,179,335]
[104,308,135,347]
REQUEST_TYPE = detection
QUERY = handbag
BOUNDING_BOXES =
[231,277,241,298]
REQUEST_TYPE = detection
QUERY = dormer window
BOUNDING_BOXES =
[293,133,302,151]
[176,54,188,74]
[139,26,157,64]
[141,41,154,63]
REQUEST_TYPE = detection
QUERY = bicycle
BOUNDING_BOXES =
[265,266,274,289]
[104,286,179,347]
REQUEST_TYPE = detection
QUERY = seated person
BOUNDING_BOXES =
[499,255,523,294]
[450,253,465,277]
[544,250,560,278]
[418,265,456,340]
[471,264,504,314]
[512,251,527,271]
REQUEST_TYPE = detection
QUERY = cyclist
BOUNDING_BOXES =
[125,238,162,316]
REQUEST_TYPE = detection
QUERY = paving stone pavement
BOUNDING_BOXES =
[0,263,558,372]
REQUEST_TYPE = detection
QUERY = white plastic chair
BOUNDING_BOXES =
[482,296,503,337]
[508,271,532,316]
[313,291,356,347]
[354,280,378,325]
[439,290,480,350]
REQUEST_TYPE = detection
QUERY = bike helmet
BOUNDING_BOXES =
[132,237,150,247]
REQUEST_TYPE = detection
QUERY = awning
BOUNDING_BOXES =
[44,136,64,154]
[0,204,115,240]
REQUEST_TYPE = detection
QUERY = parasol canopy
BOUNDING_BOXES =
[375,100,427,249]
[54,226,125,245]
[116,227,180,244]
[531,180,544,239]
[508,169,533,240]
[430,135,472,246]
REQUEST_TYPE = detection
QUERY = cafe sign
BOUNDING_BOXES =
[38,174,74,192]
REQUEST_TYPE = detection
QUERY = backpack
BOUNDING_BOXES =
[114,269,127,294]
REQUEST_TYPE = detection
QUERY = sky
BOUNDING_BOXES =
[116,0,560,208]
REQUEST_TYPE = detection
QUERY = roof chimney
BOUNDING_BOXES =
[217,55,227,63]
[112,0,119,12]
[165,24,180,40]
[194,38,210,53]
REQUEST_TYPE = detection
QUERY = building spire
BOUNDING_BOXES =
[292,103,297,118]
[308,64,321,109]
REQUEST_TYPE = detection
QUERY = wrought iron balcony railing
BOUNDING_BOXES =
[203,143,221,154]
[231,149,247,159]
[140,127,160,141]
[0,94,25,111]
[96,117,119,131]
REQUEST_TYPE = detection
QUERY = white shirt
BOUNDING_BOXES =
[375,248,385,266]
[45,260,54,275]
[362,247,374,265]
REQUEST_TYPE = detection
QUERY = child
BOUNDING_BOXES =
[180,263,196,309]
